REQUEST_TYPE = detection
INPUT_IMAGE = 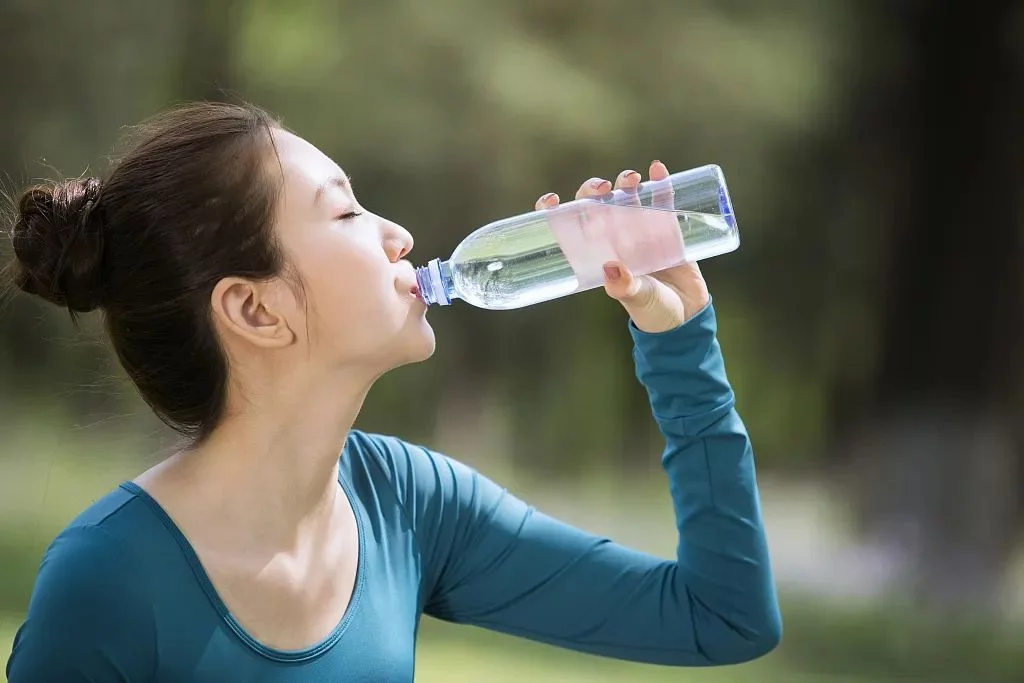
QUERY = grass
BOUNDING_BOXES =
[1,620,13,682]
[2,616,889,683]
[2,419,1017,682]
[413,620,881,683]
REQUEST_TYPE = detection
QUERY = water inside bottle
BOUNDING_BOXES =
[448,205,736,310]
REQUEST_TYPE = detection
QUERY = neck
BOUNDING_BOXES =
[171,365,373,547]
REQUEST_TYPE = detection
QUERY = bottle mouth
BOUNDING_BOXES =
[415,259,451,306]
[414,265,431,305]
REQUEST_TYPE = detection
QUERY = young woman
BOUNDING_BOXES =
[5,101,780,681]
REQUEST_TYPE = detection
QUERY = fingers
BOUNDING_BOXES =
[649,160,673,211]
[613,169,642,207]
[649,160,670,181]
[535,192,560,210]
[575,177,612,200]
[602,262,639,298]
[548,162,670,209]
[602,261,653,308]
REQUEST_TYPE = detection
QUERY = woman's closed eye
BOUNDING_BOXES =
[336,210,364,221]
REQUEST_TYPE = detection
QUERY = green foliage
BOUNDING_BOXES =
[7,601,977,683]
[1,0,853,473]
[776,598,1024,683]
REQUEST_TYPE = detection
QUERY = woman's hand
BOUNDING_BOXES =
[535,161,710,333]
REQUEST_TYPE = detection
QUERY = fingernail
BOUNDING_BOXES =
[603,264,621,281]
[590,178,610,190]
[623,170,640,181]
[541,192,556,203]
[652,159,662,165]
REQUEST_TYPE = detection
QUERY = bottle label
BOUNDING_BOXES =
[548,202,686,289]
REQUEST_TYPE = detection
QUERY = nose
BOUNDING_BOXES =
[382,217,414,263]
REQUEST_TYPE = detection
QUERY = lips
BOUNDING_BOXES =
[398,260,422,300]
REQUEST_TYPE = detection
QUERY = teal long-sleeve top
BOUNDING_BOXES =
[6,302,781,682]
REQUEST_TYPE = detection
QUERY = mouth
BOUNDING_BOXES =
[399,260,424,302]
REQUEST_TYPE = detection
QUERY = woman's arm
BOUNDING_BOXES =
[373,301,780,667]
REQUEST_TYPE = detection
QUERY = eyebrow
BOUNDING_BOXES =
[313,175,351,207]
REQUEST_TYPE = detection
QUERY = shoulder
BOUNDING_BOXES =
[7,493,157,681]
[342,430,516,526]
[343,430,524,522]
[38,486,155,596]
[37,522,147,601]
[343,430,471,496]
[344,429,422,480]
[28,486,157,622]
[341,431,531,598]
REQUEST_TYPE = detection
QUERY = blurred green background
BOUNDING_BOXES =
[2,0,1023,681]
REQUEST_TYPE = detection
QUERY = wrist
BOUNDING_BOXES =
[629,298,715,338]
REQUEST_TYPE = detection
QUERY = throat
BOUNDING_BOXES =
[201,481,361,652]
[135,464,363,654]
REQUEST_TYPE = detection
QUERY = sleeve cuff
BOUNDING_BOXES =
[628,298,717,347]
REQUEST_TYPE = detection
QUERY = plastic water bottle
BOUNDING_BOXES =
[415,164,739,310]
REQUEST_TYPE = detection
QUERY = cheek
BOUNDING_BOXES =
[301,243,398,327]
[296,235,376,296]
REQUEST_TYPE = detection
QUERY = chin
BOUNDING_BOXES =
[409,321,437,361]
[392,318,436,368]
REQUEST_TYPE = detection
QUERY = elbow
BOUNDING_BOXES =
[708,607,783,666]
[668,599,782,667]
[735,616,783,664]
[758,612,784,656]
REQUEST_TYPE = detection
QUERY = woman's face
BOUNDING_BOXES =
[268,128,434,375]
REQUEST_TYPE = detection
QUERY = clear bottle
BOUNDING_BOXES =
[415,164,739,310]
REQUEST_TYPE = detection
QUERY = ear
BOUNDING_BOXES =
[210,277,296,349]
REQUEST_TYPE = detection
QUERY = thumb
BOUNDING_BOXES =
[602,262,654,307]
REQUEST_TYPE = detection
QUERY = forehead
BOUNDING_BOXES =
[271,129,348,195]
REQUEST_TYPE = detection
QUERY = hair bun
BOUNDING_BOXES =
[10,177,107,313]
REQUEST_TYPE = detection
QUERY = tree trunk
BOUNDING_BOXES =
[831,0,1024,614]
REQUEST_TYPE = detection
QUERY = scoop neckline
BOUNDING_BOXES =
[118,467,368,663]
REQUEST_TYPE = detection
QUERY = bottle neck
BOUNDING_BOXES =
[414,258,456,306]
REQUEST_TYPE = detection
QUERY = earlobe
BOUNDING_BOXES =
[211,277,295,349]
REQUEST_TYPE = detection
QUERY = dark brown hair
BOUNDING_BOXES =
[5,101,286,442]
